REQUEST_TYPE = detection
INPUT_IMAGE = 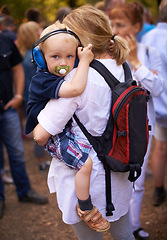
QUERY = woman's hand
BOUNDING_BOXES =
[124,34,141,67]
[4,95,23,110]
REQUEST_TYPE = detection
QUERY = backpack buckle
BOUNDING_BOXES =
[117,131,127,137]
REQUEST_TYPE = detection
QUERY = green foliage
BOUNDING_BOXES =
[126,0,159,19]
[0,0,159,26]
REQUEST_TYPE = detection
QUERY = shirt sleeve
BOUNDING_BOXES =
[38,96,79,136]
[30,71,65,101]
[133,46,164,98]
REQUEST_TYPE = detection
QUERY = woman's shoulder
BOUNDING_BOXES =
[138,42,160,57]
[65,59,125,84]
[138,42,158,55]
[89,59,125,83]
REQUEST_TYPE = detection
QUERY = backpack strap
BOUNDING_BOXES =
[90,60,132,88]
[74,113,115,216]
[104,163,115,216]
[122,61,133,81]
[90,60,118,90]
[73,113,100,154]
[128,164,141,182]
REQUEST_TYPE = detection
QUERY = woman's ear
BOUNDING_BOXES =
[134,22,141,35]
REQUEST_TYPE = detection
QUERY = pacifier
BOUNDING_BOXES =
[55,66,70,75]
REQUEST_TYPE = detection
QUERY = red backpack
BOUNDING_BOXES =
[74,59,150,216]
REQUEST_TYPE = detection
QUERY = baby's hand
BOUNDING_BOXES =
[78,44,94,64]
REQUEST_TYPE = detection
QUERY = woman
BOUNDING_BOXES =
[17,21,50,171]
[109,2,164,239]
[34,5,134,240]
[17,21,40,114]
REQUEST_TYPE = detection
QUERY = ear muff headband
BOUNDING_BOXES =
[32,29,82,70]
[33,29,82,48]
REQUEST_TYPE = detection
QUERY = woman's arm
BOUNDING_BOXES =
[116,34,164,97]
[33,123,51,146]
[58,44,93,97]
[34,97,78,144]
[132,46,164,97]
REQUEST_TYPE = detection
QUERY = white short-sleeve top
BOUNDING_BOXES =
[38,59,133,224]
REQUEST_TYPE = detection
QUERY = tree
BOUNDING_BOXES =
[0,0,159,25]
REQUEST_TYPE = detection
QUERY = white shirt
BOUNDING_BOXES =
[142,23,167,128]
[38,59,133,224]
[130,43,164,135]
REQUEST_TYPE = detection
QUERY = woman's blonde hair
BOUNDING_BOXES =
[17,21,40,56]
[39,21,79,53]
[63,5,129,65]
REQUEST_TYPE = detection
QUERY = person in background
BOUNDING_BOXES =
[0,32,48,219]
[104,0,125,15]
[0,4,10,17]
[109,2,164,239]
[24,7,43,36]
[142,0,167,207]
[157,0,162,6]
[55,7,72,23]
[16,20,51,171]
[23,8,50,171]
[0,145,14,184]
[137,5,156,42]
[94,1,106,12]
[16,21,40,126]
[33,5,135,240]
[25,7,41,24]
[0,15,17,42]
[0,13,17,184]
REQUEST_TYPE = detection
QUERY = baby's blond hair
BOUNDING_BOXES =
[39,21,79,53]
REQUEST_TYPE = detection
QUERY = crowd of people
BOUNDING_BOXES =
[0,0,167,240]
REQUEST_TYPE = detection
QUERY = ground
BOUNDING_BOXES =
[1,137,167,240]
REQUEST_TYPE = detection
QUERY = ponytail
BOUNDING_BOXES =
[111,35,129,65]
[63,5,129,65]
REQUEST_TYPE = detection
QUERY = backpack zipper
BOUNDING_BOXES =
[113,87,143,121]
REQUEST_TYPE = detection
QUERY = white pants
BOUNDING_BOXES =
[129,136,152,231]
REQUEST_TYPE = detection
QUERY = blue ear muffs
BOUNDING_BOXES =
[32,46,47,70]
[74,52,79,68]
[32,29,82,70]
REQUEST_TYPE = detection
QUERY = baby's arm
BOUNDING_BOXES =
[33,123,51,146]
[58,44,94,98]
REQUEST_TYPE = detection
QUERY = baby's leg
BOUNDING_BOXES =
[75,156,110,232]
[75,156,92,201]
